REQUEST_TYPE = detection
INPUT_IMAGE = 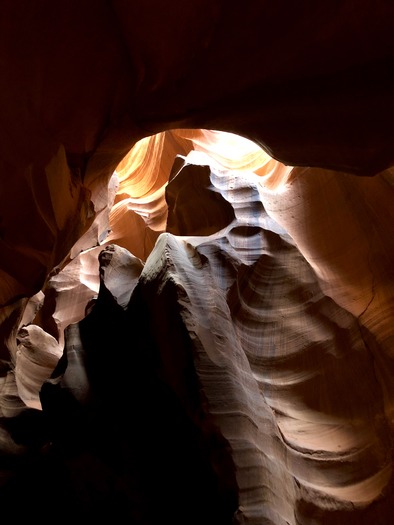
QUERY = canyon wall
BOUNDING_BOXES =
[1,2,394,524]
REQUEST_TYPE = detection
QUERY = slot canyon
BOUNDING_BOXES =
[1,2,394,524]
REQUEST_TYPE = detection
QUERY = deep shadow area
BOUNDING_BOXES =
[5,274,240,524]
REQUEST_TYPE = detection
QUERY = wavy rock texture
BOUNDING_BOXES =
[2,135,394,524]
[0,1,393,310]
[1,3,394,524]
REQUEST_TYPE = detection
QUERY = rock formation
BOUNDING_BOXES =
[1,2,394,524]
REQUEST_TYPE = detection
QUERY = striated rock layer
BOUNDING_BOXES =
[1,2,394,524]
[2,139,394,524]
[1,0,394,316]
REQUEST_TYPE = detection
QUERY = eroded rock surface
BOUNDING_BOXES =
[1,3,394,524]
[2,140,394,524]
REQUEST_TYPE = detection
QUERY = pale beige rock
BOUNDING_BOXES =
[38,246,102,344]
[15,325,63,410]
[0,370,26,418]
[99,244,144,308]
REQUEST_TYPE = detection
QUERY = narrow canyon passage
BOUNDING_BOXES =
[1,3,394,524]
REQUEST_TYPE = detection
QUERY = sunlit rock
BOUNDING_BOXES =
[15,325,62,410]
[0,2,394,523]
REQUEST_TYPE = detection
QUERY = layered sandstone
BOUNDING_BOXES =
[1,2,394,524]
